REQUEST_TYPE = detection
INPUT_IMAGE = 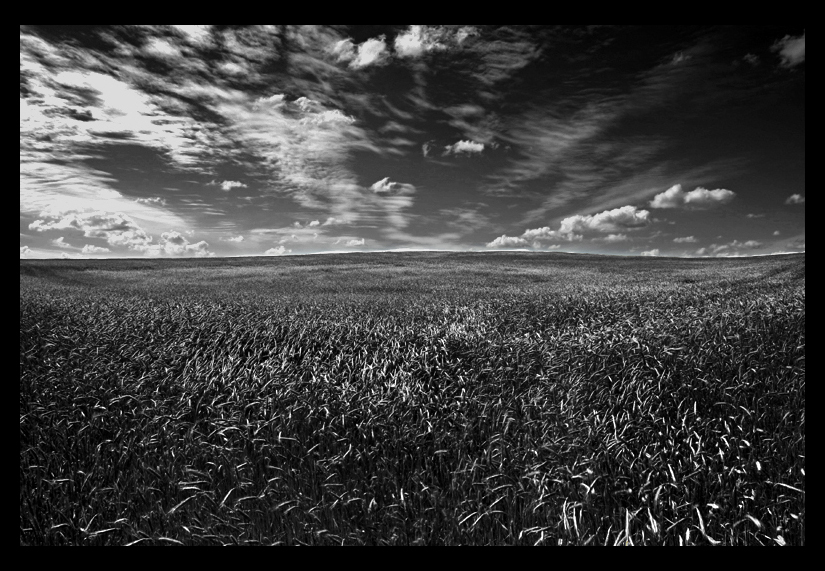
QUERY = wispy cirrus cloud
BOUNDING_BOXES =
[695,239,763,257]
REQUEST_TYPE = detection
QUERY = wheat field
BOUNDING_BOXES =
[20,252,805,545]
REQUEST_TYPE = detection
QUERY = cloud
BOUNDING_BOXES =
[331,39,356,63]
[771,32,805,68]
[171,25,213,46]
[521,226,564,242]
[773,230,781,236]
[558,205,651,234]
[603,234,628,243]
[738,240,763,249]
[29,209,154,251]
[52,236,73,249]
[265,246,290,256]
[20,246,31,258]
[143,231,214,257]
[214,92,377,219]
[785,193,805,204]
[214,180,248,192]
[641,249,660,256]
[393,25,479,60]
[81,244,110,254]
[486,235,528,248]
[673,236,697,243]
[19,48,214,174]
[649,184,735,208]
[695,239,763,257]
[142,37,184,61]
[135,197,168,206]
[443,140,485,156]
[335,35,390,69]
[220,235,245,242]
[308,220,320,227]
[489,205,649,250]
[394,26,450,58]
[346,238,365,246]
[370,177,416,195]
[28,208,215,257]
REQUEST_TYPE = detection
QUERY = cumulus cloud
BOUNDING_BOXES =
[143,231,214,257]
[220,235,245,242]
[211,180,248,191]
[331,39,356,63]
[81,244,110,254]
[394,26,449,58]
[559,205,650,234]
[603,234,628,243]
[135,197,168,206]
[335,36,390,69]
[265,246,290,256]
[641,249,660,256]
[370,177,416,195]
[443,140,485,156]
[346,238,365,247]
[785,193,805,204]
[20,246,31,258]
[486,235,528,248]
[673,236,697,243]
[649,184,735,209]
[488,205,649,249]
[771,33,805,68]
[52,236,73,249]
[28,209,153,251]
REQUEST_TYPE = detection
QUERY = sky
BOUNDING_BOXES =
[20,25,805,259]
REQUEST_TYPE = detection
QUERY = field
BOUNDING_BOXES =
[20,252,805,545]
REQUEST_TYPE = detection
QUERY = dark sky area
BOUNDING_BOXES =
[20,25,805,259]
